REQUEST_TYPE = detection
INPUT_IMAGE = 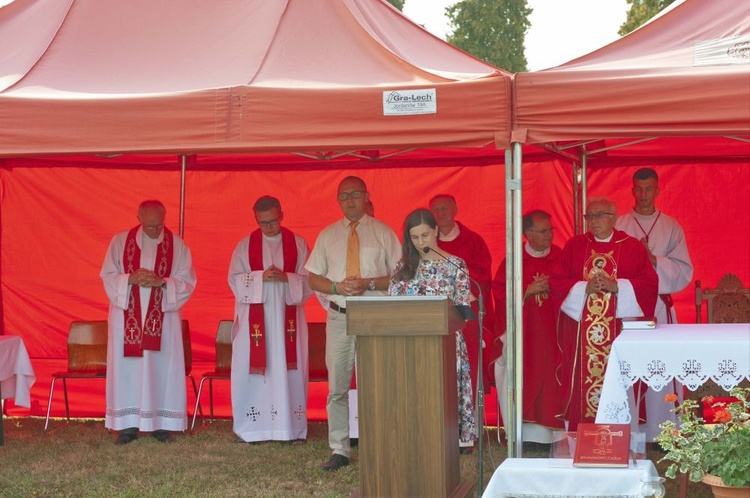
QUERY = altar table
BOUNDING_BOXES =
[481,458,658,498]
[596,323,750,424]
[0,335,36,445]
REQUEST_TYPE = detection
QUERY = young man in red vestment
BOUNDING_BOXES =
[550,198,658,432]
[493,210,565,445]
[430,194,495,401]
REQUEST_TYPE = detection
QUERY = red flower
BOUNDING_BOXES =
[712,410,732,424]
[665,393,679,403]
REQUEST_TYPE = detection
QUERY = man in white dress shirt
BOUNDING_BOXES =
[616,168,694,440]
[228,195,312,443]
[100,200,197,445]
[305,176,400,471]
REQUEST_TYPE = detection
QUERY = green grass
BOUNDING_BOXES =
[0,418,714,497]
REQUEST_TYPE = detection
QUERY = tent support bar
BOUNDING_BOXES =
[581,151,588,233]
[179,155,187,238]
[290,148,418,161]
[587,137,657,156]
[725,135,750,144]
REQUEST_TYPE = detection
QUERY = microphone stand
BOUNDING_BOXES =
[425,247,485,496]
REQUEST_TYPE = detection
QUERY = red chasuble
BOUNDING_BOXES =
[122,226,174,357]
[550,230,657,431]
[437,221,496,387]
[493,245,565,429]
[247,227,298,375]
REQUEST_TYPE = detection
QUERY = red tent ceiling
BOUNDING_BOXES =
[0,0,512,157]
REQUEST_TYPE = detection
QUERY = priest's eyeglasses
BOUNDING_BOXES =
[258,219,280,227]
[583,212,615,220]
[527,227,556,234]
[337,191,365,201]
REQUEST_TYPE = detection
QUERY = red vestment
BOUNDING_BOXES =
[550,230,657,431]
[438,221,495,390]
[493,245,565,429]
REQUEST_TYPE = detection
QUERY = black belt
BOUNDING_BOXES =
[329,302,346,314]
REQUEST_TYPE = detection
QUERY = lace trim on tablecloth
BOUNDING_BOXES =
[617,358,749,391]
[500,494,640,498]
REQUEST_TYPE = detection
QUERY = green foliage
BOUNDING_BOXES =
[656,387,750,487]
[386,0,404,11]
[618,0,677,36]
[446,0,532,72]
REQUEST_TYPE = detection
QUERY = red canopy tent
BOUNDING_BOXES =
[0,0,519,421]
[501,0,750,452]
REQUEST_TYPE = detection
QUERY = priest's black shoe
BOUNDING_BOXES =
[350,437,358,448]
[114,432,138,445]
[320,453,349,471]
[153,430,174,443]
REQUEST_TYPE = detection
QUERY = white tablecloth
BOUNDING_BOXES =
[481,458,658,498]
[596,323,750,424]
[0,335,35,408]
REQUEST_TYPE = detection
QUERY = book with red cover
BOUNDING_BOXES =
[573,423,631,467]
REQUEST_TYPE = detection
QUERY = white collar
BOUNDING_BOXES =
[440,223,460,242]
[525,241,550,258]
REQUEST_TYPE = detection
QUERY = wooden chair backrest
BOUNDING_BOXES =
[695,273,750,323]
[308,322,327,382]
[182,319,192,375]
[67,320,108,373]
[215,320,233,374]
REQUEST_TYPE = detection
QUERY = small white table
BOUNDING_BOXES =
[0,335,36,445]
[596,323,750,424]
[482,458,658,498]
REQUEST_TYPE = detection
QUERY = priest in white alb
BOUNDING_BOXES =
[101,199,197,445]
[229,195,312,443]
[616,167,694,440]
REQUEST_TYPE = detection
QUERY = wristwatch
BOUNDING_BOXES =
[368,279,376,291]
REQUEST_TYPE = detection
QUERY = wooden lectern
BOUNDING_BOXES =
[347,295,473,498]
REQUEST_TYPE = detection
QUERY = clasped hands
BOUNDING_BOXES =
[586,271,618,294]
[128,268,163,288]
[262,265,289,283]
[524,274,549,299]
[335,276,369,296]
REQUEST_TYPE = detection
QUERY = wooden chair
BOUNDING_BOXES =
[191,320,233,431]
[308,322,328,382]
[182,319,203,425]
[695,273,750,324]
[44,320,108,430]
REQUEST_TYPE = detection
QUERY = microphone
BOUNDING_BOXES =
[423,246,484,318]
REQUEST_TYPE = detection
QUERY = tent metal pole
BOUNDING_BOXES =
[179,155,187,239]
[504,143,523,461]
[572,162,581,235]
[581,150,588,233]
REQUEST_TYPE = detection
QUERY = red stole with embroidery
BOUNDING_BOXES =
[122,226,173,357]
[577,239,622,423]
[248,227,298,375]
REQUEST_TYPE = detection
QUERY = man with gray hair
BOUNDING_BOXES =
[550,197,658,431]
[101,200,197,445]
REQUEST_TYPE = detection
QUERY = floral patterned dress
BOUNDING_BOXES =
[388,257,476,445]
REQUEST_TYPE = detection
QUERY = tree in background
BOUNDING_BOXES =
[386,0,404,11]
[619,0,676,35]
[446,0,532,72]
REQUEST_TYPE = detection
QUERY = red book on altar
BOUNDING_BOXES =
[573,423,631,467]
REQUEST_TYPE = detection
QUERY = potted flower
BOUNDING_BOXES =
[655,386,750,497]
